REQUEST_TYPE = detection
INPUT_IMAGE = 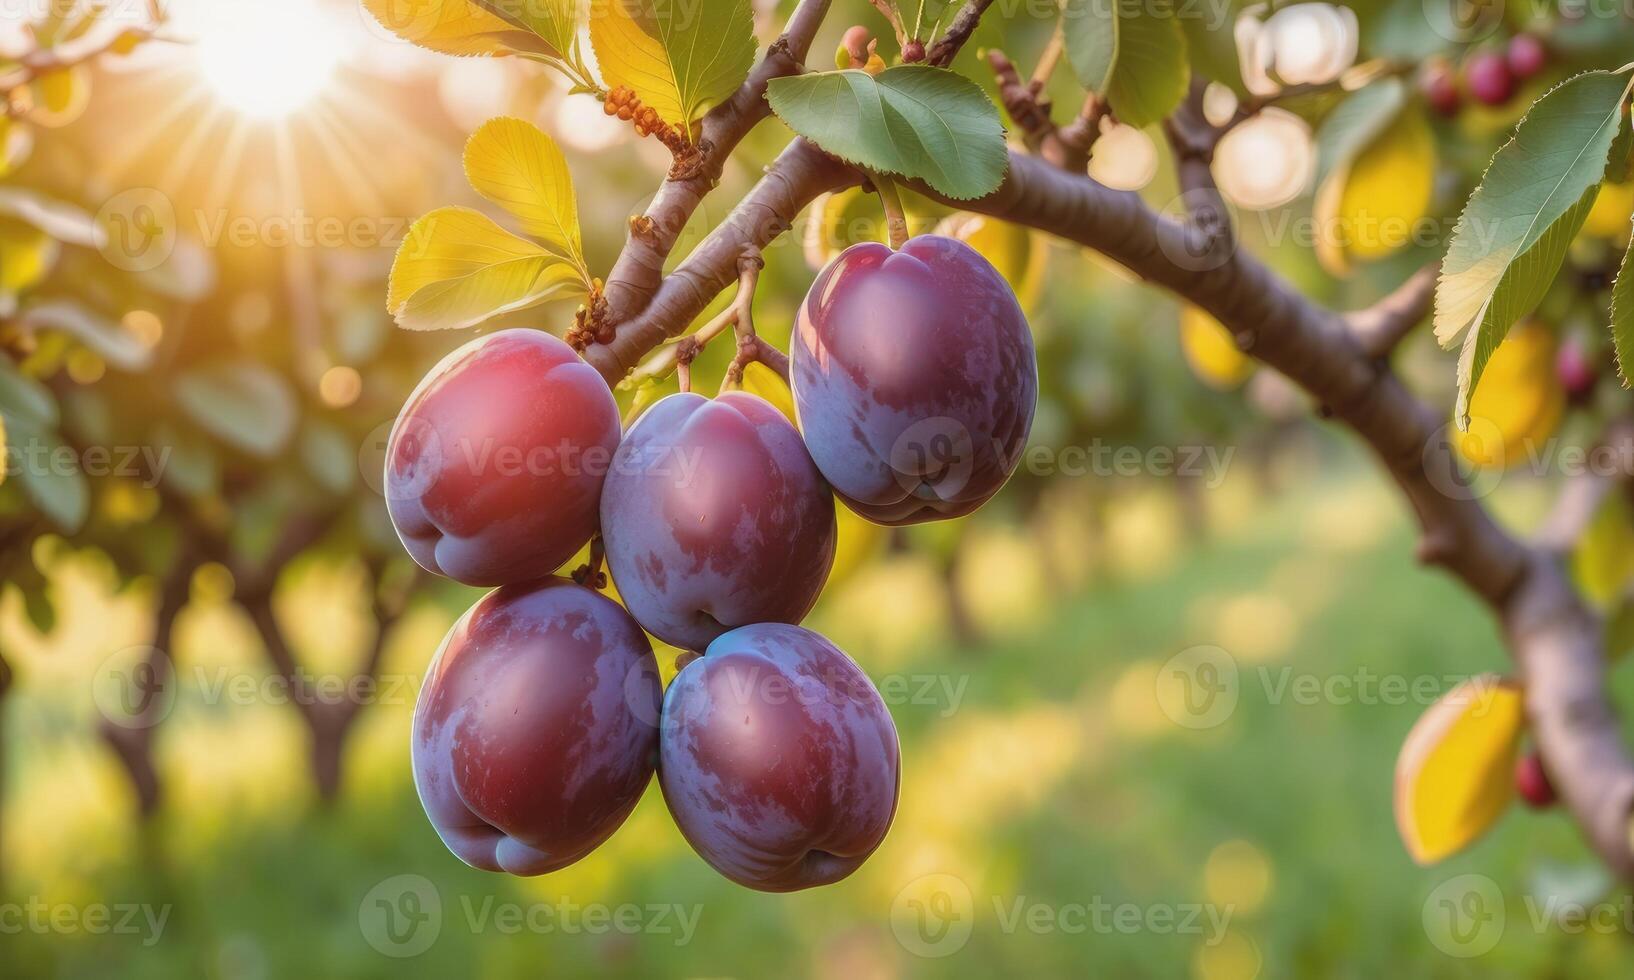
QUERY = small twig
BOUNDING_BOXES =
[1162,78,1234,257]
[1537,419,1634,554]
[623,251,763,390]
[867,0,908,47]
[1346,262,1441,359]
[988,50,1059,155]
[1056,93,1108,171]
[927,0,995,67]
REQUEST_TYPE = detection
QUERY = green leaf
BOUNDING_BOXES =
[1106,4,1189,129]
[301,420,357,496]
[589,0,756,128]
[766,66,1009,201]
[1436,71,1634,426]
[1062,0,1118,93]
[0,357,59,429]
[174,362,298,458]
[1179,2,1243,96]
[388,207,584,331]
[1611,229,1634,386]
[5,415,88,533]
[1314,77,1408,191]
[1061,0,1189,129]
[151,422,220,498]
[462,117,588,281]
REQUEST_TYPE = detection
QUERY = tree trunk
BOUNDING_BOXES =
[100,558,191,821]
[0,645,12,889]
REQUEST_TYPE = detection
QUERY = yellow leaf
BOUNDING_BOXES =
[463,117,587,279]
[1180,306,1254,390]
[27,66,89,128]
[802,186,943,270]
[1394,674,1524,865]
[739,361,796,423]
[1316,109,1436,275]
[1581,177,1634,241]
[830,503,885,589]
[1572,491,1634,608]
[1455,320,1563,469]
[388,207,584,331]
[588,0,756,128]
[361,0,569,58]
[0,217,59,303]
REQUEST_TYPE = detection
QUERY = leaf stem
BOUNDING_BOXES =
[1032,20,1065,89]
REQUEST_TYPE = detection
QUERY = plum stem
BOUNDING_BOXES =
[871,174,911,250]
[572,536,609,591]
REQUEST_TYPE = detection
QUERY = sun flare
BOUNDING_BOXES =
[189,0,345,120]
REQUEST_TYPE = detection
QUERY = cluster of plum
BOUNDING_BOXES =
[387,234,1038,891]
[1421,34,1549,117]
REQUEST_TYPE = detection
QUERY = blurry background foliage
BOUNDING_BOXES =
[0,0,1632,976]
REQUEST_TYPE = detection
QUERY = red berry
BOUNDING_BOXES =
[1465,51,1516,107]
[1556,338,1597,402]
[1422,64,1461,118]
[1507,34,1548,80]
[1515,752,1557,809]
[903,39,926,63]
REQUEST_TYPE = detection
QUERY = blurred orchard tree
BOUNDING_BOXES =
[6,0,1634,898]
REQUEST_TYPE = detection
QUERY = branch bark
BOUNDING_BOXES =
[600,0,832,321]
[576,0,1634,877]
[1346,262,1441,359]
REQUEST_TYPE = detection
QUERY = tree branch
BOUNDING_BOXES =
[1346,262,1441,359]
[599,0,832,321]
[578,0,1634,876]
[1162,78,1235,261]
[584,120,1634,874]
[927,0,996,67]
[585,140,858,384]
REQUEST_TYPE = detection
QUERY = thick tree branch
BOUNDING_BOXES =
[586,141,857,383]
[1346,262,1441,359]
[600,0,831,321]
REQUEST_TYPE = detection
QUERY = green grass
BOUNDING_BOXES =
[4,465,1632,978]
